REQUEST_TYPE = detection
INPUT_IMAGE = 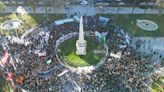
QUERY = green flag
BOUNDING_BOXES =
[45,59,52,64]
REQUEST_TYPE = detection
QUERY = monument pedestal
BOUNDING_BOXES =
[76,40,87,55]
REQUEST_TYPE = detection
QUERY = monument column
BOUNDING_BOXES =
[76,16,87,55]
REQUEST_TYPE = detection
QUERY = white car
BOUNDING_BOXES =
[80,0,88,5]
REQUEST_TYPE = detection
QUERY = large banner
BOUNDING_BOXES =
[95,31,106,43]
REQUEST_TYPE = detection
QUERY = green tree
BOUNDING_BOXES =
[116,1,120,14]
[0,1,6,11]
[132,0,137,14]
[156,0,164,15]
[144,0,148,14]
[28,0,36,12]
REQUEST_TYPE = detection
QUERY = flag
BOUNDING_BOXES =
[95,31,106,43]
[0,50,9,66]
[45,59,52,64]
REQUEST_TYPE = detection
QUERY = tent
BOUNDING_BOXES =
[54,18,74,25]
[16,6,28,15]
[73,16,80,22]
[63,18,74,23]
[54,20,64,25]
[99,16,109,22]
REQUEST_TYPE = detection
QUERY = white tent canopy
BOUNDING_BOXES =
[99,16,109,23]
[16,6,28,15]
[54,18,74,25]
[73,16,80,22]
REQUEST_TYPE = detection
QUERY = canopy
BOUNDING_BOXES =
[73,16,80,22]
[99,16,109,27]
[16,6,28,15]
[54,18,74,25]
[99,16,109,23]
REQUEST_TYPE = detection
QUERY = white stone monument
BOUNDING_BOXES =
[76,16,87,55]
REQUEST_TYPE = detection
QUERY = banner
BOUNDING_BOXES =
[95,31,106,43]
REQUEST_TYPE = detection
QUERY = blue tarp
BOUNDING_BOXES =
[99,16,110,27]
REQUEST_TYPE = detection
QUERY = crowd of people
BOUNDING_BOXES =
[0,15,163,92]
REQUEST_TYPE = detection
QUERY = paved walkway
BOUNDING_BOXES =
[0,5,164,15]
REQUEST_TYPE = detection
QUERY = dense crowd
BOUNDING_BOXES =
[0,15,163,92]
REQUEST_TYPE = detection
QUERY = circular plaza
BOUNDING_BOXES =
[0,15,163,92]
[57,36,105,67]
[55,32,108,73]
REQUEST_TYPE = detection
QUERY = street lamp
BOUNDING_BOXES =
[44,0,49,23]
[64,5,69,18]
[116,0,121,14]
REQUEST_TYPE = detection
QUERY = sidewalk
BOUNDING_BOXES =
[0,5,164,15]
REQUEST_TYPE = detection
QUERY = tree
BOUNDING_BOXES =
[156,0,164,15]
[44,0,49,22]
[144,0,148,14]
[0,1,6,11]
[132,0,137,14]
[153,0,157,9]
[116,1,120,14]
[28,0,36,12]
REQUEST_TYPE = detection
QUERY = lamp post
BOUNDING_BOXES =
[44,0,49,23]
[116,0,121,14]
[64,5,69,18]
[144,0,148,14]
[132,0,137,14]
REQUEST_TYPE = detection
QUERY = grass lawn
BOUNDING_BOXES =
[58,36,105,67]
[151,77,164,92]
[0,13,65,36]
[97,14,164,37]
